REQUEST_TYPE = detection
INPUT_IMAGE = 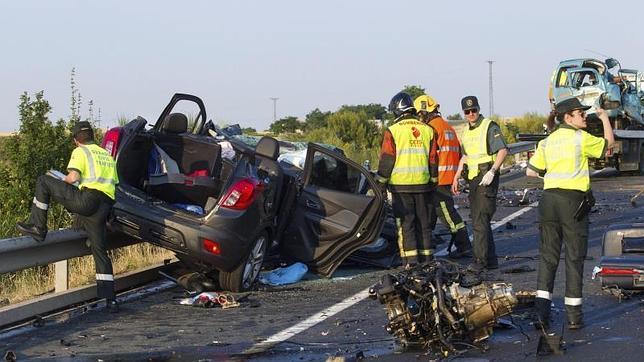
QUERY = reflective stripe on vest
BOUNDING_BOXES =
[461,118,495,179]
[429,117,461,186]
[388,118,432,185]
[542,128,590,191]
[78,144,118,199]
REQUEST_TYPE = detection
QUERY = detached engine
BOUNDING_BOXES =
[370,260,517,354]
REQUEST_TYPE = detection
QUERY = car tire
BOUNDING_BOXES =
[219,231,268,292]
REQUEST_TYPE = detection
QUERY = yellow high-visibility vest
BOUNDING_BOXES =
[388,118,433,185]
[535,128,604,191]
[461,118,496,179]
[67,144,119,199]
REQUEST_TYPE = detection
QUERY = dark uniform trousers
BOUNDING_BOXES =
[536,189,588,321]
[391,192,433,265]
[29,175,116,300]
[428,185,470,251]
[468,172,499,267]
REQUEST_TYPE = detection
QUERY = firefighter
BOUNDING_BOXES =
[413,94,472,258]
[451,96,508,271]
[377,92,437,267]
[527,98,614,330]
[17,121,120,312]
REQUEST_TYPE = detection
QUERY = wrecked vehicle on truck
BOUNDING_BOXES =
[531,57,644,173]
[101,93,387,292]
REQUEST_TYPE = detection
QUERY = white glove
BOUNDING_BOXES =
[479,170,495,186]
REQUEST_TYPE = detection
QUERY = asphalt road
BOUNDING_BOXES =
[1,175,643,361]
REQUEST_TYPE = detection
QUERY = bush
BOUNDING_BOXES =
[0,92,74,238]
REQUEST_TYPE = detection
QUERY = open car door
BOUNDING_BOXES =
[280,143,386,277]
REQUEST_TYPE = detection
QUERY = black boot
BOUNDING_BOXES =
[534,297,551,330]
[16,222,47,242]
[566,305,584,330]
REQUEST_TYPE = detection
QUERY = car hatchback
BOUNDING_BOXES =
[102,94,387,291]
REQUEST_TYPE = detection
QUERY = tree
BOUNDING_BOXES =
[269,116,302,134]
[401,85,426,99]
[305,108,331,130]
[337,104,387,120]
[446,113,463,121]
[242,127,257,134]
[0,92,74,237]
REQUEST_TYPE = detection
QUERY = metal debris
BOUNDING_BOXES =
[370,260,517,356]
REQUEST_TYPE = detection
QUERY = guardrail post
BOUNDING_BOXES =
[54,260,69,292]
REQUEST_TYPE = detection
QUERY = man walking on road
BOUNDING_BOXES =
[527,98,614,330]
[414,94,472,258]
[452,96,508,271]
[377,92,437,267]
[17,121,120,312]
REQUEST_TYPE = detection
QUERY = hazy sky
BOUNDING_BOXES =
[1,0,643,132]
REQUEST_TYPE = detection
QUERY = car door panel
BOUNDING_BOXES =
[280,144,385,277]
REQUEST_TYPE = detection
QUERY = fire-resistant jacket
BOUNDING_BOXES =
[428,115,461,186]
[377,117,437,193]
[67,143,119,200]
[461,118,496,179]
[527,124,607,192]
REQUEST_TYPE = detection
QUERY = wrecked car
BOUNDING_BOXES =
[101,93,387,292]
[543,57,644,172]
[593,223,644,290]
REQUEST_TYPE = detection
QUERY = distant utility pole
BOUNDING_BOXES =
[270,97,279,122]
[487,60,495,116]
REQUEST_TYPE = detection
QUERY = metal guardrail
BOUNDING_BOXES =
[0,141,535,329]
[0,230,137,275]
[507,141,537,154]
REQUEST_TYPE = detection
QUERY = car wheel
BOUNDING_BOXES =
[219,231,268,292]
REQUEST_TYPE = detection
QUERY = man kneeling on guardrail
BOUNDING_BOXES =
[17,121,120,313]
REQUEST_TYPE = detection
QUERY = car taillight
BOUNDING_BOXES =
[101,127,122,159]
[203,238,221,255]
[220,178,264,210]
[598,267,640,276]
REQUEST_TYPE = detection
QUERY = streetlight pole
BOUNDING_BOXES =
[487,60,495,116]
[270,97,279,122]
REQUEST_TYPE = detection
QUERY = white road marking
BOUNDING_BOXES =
[241,288,371,355]
[243,201,539,355]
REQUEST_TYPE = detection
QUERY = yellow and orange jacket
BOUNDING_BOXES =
[428,115,461,186]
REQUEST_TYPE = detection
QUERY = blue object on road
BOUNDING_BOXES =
[259,262,308,286]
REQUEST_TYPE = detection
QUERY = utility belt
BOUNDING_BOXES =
[574,190,595,221]
[545,188,595,221]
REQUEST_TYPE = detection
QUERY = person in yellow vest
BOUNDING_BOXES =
[377,92,437,267]
[413,94,472,259]
[527,97,614,330]
[17,121,120,313]
[451,96,508,271]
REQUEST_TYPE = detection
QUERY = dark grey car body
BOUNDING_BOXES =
[105,94,387,291]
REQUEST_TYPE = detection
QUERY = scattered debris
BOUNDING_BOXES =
[259,262,308,286]
[178,292,240,309]
[515,290,537,306]
[536,332,565,356]
[4,351,16,362]
[501,265,535,274]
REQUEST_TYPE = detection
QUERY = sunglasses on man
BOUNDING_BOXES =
[464,109,478,115]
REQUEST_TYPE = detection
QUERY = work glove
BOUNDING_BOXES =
[478,170,495,186]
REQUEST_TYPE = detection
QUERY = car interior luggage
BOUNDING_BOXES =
[146,113,224,207]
